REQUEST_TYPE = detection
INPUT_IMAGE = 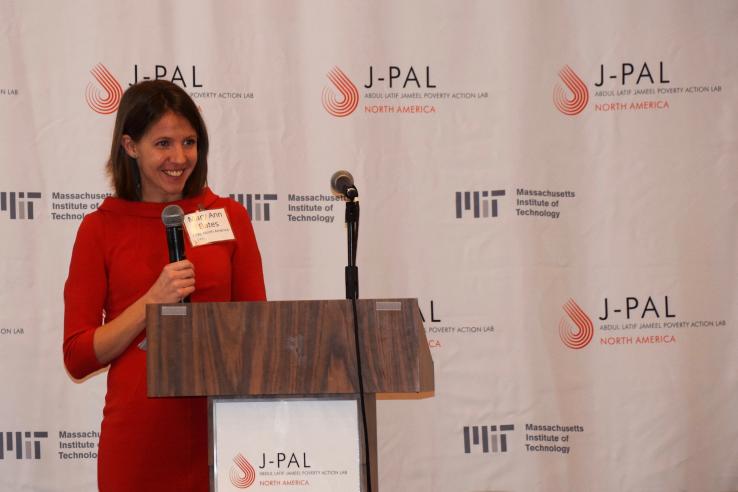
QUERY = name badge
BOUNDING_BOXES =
[183,208,235,247]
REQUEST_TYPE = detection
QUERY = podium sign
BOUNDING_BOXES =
[212,398,361,492]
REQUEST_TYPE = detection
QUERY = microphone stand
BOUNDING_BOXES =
[345,195,359,300]
[343,192,372,491]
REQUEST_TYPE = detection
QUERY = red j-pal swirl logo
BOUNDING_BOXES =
[322,67,359,117]
[229,453,256,489]
[559,299,594,349]
[553,65,589,116]
[85,63,123,115]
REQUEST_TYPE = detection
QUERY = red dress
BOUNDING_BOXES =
[63,188,266,491]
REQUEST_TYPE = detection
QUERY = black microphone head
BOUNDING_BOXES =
[161,204,185,227]
[330,170,358,198]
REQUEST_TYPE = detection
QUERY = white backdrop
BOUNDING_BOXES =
[1,1,737,491]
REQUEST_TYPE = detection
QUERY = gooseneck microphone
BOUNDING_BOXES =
[330,170,359,199]
[161,205,189,303]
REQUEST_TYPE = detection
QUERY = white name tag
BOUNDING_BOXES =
[183,208,235,247]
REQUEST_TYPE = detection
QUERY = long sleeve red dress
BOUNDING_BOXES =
[63,188,266,491]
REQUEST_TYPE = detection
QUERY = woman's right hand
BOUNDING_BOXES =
[91,260,196,365]
[144,260,196,304]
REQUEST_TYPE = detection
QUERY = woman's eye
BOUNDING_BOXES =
[155,140,170,148]
[184,138,197,147]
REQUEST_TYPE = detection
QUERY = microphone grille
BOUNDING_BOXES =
[161,204,185,227]
[330,170,354,194]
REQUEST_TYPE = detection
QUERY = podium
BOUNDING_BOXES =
[146,298,434,491]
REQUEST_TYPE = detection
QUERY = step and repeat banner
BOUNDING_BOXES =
[1,1,737,491]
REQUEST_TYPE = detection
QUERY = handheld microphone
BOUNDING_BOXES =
[330,170,358,199]
[161,205,189,303]
[161,205,187,262]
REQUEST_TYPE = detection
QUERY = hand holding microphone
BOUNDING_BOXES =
[145,260,195,304]
[148,205,194,303]
[136,207,194,353]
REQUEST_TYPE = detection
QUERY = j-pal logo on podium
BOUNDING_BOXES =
[230,453,257,489]
[230,452,314,489]
[214,399,360,491]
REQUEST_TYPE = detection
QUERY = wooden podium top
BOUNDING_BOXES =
[146,298,434,398]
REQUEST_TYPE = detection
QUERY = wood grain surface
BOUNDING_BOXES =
[147,298,434,398]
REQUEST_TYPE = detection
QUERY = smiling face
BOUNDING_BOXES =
[122,111,198,203]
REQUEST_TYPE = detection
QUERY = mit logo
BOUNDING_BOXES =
[229,193,278,222]
[455,190,505,218]
[1,192,42,219]
[463,425,514,453]
[0,431,48,459]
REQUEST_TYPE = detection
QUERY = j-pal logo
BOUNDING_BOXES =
[86,64,204,114]
[85,64,123,115]
[229,453,256,489]
[322,67,359,117]
[598,296,675,321]
[553,65,589,116]
[559,299,594,349]
[554,61,673,115]
[595,62,670,88]
[0,431,48,459]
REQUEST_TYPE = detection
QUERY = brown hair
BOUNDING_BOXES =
[107,80,209,200]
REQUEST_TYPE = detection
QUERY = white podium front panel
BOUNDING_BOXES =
[212,398,361,492]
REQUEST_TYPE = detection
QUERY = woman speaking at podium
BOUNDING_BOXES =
[63,80,266,491]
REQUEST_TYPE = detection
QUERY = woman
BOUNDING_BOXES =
[63,80,266,491]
